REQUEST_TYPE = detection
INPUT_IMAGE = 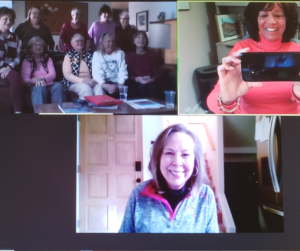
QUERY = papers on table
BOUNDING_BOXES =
[126,99,165,109]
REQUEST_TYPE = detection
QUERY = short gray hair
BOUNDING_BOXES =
[119,10,129,18]
[71,33,84,43]
[98,33,116,54]
[27,36,45,52]
[71,7,81,15]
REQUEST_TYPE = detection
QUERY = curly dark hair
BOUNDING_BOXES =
[243,3,299,43]
[0,7,16,24]
[131,31,149,51]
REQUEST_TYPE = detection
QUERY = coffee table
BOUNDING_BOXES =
[35,98,177,115]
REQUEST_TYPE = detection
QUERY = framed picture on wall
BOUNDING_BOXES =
[136,10,148,31]
[26,1,88,35]
[215,14,241,42]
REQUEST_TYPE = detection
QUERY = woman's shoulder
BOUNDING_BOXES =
[133,180,152,193]
[196,184,215,202]
[286,41,300,51]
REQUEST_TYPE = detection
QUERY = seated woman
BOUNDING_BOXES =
[0,7,23,113]
[59,7,90,52]
[207,3,300,114]
[119,124,219,233]
[62,33,101,99]
[92,33,128,98]
[21,36,65,112]
[15,6,54,51]
[125,31,163,99]
[88,5,118,51]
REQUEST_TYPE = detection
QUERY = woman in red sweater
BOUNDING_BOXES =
[207,3,300,114]
[125,31,163,99]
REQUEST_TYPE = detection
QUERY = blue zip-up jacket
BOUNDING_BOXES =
[119,180,219,233]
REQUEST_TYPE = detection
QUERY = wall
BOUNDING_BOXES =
[12,1,112,48]
[129,2,177,30]
[223,116,256,153]
[178,2,219,114]
[142,116,163,181]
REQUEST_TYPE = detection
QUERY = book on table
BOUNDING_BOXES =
[58,103,93,113]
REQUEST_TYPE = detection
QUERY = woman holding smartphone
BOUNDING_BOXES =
[207,3,300,114]
[119,124,219,233]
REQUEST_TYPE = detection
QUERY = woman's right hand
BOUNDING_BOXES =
[102,83,118,94]
[30,77,45,86]
[218,47,263,104]
[82,79,97,88]
[135,76,150,84]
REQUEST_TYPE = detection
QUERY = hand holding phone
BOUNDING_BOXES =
[218,47,263,105]
[241,52,300,82]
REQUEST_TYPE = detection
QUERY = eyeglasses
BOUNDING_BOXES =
[73,40,84,43]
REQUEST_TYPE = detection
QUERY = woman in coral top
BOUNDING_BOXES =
[207,3,300,114]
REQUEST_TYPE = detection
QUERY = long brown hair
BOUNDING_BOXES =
[148,124,209,196]
[26,6,42,24]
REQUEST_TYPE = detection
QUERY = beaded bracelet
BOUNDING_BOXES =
[218,93,241,113]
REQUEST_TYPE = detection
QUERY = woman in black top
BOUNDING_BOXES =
[15,6,54,51]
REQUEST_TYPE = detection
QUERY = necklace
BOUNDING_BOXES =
[257,42,283,52]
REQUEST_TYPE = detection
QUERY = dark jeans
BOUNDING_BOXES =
[125,79,160,99]
[0,70,23,112]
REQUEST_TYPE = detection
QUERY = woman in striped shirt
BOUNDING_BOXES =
[0,7,23,113]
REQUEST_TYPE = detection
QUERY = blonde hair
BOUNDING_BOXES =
[148,124,209,196]
[98,33,116,54]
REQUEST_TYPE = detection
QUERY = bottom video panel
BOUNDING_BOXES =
[76,115,284,233]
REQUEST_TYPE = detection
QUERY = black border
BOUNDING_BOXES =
[0,115,300,250]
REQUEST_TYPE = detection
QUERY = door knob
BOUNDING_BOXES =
[108,136,113,140]
[136,178,141,183]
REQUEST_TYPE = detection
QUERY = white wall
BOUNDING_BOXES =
[12,1,112,48]
[142,116,163,181]
[129,1,177,41]
[178,2,218,114]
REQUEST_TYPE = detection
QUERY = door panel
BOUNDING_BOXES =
[78,115,143,233]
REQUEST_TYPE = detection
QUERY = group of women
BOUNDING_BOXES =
[0,4,163,113]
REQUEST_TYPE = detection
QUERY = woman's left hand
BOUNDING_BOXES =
[0,66,11,79]
[293,82,300,99]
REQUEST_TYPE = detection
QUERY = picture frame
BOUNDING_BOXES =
[215,14,241,42]
[136,10,148,32]
[26,1,88,35]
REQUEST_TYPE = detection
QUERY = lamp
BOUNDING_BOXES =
[148,23,171,62]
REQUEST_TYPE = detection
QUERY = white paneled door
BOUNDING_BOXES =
[78,116,143,232]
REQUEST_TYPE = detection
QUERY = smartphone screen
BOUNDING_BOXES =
[241,52,300,82]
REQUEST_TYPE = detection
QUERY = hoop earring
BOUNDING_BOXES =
[192,167,198,177]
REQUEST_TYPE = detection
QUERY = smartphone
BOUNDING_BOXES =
[241,52,300,82]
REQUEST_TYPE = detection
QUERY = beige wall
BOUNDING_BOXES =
[178,2,218,114]
[223,116,256,148]
[12,1,112,48]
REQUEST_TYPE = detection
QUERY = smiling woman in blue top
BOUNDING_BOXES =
[119,124,219,233]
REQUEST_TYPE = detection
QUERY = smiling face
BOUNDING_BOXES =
[30,8,41,25]
[0,14,13,32]
[102,36,115,54]
[71,37,84,52]
[71,11,82,23]
[160,132,195,190]
[134,33,147,49]
[257,3,286,42]
[100,12,109,22]
[120,14,129,29]
[31,41,44,55]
